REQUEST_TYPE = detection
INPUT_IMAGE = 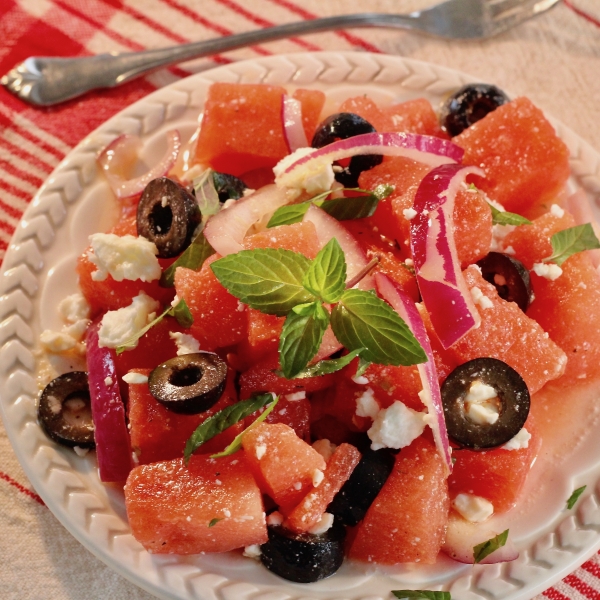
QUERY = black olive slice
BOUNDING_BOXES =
[327,448,395,526]
[137,177,201,258]
[260,520,346,583]
[148,352,227,414]
[38,371,95,448]
[441,358,530,450]
[440,83,509,137]
[311,112,383,187]
[212,171,247,203]
[476,252,532,312]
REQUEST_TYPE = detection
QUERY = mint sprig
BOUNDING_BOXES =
[303,238,346,303]
[160,229,215,287]
[183,392,275,463]
[488,203,532,227]
[331,289,426,366]
[473,530,509,564]
[392,592,450,600]
[279,348,364,379]
[544,224,600,266]
[567,485,586,509]
[210,248,315,316]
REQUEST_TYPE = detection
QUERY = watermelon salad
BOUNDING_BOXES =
[36,80,600,584]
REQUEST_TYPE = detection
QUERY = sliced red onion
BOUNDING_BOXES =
[86,320,133,483]
[275,131,463,190]
[409,164,484,349]
[443,513,519,564]
[282,95,308,153]
[375,272,452,475]
[303,204,373,290]
[97,130,181,199]
[203,184,291,256]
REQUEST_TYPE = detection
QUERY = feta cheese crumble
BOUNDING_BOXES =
[452,493,494,523]
[98,292,160,349]
[403,207,418,220]
[470,286,494,310]
[355,387,380,420]
[464,381,500,425]
[308,512,334,535]
[367,401,427,451]
[169,331,201,355]
[122,372,149,385]
[273,147,335,196]
[502,427,531,450]
[58,293,90,323]
[87,233,161,282]
[533,262,563,281]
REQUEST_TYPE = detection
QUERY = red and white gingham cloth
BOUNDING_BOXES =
[1,1,600,598]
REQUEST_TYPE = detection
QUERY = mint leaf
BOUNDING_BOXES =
[210,394,279,458]
[160,229,215,287]
[285,348,363,379]
[208,518,222,527]
[473,529,509,563]
[331,289,426,366]
[392,592,450,600]
[267,202,312,228]
[320,194,379,221]
[544,224,600,266]
[279,302,329,379]
[355,357,371,377]
[210,248,314,316]
[193,168,221,217]
[488,203,532,226]
[567,485,586,509]
[183,393,275,463]
[303,238,346,303]
[167,297,194,328]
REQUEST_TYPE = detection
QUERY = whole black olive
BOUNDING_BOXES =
[327,448,395,526]
[476,252,532,312]
[212,171,247,203]
[311,112,382,187]
[148,352,227,414]
[441,357,530,450]
[137,177,201,258]
[440,83,510,137]
[260,520,346,583]
[38,372,95,448]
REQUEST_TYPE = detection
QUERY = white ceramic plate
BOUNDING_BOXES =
[2,51,600,600]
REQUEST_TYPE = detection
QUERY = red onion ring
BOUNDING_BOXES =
[97,130,181,199]
[282,95,308,153]
[410,164,484,349]
[375,272,452,475]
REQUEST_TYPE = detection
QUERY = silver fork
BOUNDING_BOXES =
[1,0,560,107]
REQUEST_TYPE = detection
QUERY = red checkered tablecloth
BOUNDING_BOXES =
[1,1,600,599]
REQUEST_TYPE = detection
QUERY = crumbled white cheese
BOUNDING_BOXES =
[312,469,324,487]
[308,512,334,535]
[550,204,565,218]
[464,381,500,425]
[355,387,380,420]
[104,376,113,387]
[502,427,531,450]
[58,293,90,323]
[64,319,90,342]
[123,372,149,385]
[285,391,306,401]
[266,511,284,526]
[169,331,201,356]
[255,444,267,460]
[367,401,426,451]
[98,292,160,349]
[312,439,336,462]
[87,233,161,282]
[452,493,494,523]
[243,544,262,559]
[39,330,77,353]
[403,207,418,220]
[273,147,334,196]
[470,286,494,310]
[533,262,563,281]
[352,374,369,385]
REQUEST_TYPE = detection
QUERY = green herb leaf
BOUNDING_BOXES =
[208,518,222,528]
[473,529,509,564]
[330,289,427,366]
[488,203,532,226]
[267,202,313,228]
[279,302,329,379]
[567,485,587,509]
[210,395,279,458]
[392,591,451,600]
[159,229,215,287]
[183,393,275,463]
[285,348,364,379]
[320,194,379,221]
[193,168,221,217]
[303,238,347,303]
[210,248,315,316]
[355,357,371,377]
[167,298,194,328]
[544,223,600,266]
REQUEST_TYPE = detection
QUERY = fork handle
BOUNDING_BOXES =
[29,13,422,103]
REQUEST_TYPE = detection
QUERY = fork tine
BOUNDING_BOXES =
[486,0,560,29]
